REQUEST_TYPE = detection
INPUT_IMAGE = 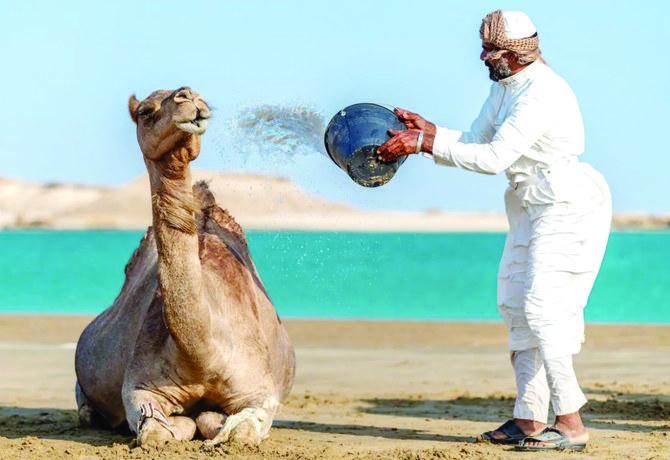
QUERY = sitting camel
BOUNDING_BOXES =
[74,87,295,446]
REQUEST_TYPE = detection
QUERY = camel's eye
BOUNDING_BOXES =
[137,107,154,119]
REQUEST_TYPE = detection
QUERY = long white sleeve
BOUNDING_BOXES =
[428,87,498,168]
[432,96,550,175]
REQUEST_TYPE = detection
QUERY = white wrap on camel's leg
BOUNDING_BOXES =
[206,397,280,445]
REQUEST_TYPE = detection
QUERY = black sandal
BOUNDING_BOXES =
[478,419,527,445]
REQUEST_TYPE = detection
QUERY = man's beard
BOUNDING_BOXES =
[486,59,512,82]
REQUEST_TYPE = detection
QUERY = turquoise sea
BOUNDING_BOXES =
[0,230,668,324]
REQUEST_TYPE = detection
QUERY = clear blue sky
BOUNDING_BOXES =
[1,1,668,213]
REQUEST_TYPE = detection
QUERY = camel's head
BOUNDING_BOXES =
[128,87,211,161]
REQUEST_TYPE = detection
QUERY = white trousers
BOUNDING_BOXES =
[498,161,611,420]
[512,349,587,420]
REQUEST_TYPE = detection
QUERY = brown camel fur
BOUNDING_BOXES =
[74,87,295,447]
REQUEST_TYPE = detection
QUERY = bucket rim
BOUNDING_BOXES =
[334,102,397,115]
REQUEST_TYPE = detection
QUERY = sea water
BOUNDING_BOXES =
[0,230,668,324]
[3,106,668,323]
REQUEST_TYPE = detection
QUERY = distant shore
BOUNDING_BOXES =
[1,171,668,232]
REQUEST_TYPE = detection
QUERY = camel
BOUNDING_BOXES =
[74,87,295,447]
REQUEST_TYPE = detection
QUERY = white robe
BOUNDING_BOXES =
[425,61,612,359]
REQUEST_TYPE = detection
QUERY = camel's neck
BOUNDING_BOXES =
[146,148,211,361]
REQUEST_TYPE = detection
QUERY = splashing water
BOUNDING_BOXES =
[223,104,327,160]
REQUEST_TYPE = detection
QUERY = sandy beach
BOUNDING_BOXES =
[0,316,668,459]
[1,172,668,232]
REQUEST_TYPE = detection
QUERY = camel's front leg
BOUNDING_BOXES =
[204,398,280,446]
[124,390,196,446]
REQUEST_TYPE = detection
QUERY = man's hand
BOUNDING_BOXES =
[395,108,436,135]
[377,129,423,162]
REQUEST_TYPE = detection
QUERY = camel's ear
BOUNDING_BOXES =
[128,95,140,123]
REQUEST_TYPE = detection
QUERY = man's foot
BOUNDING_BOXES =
[476,418,545,444]
[516,427,588,451]
[517,412,588,450]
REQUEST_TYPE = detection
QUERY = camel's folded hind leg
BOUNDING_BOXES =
[124,390,196,446]
[205,398,280,446]
[75,380,111,429]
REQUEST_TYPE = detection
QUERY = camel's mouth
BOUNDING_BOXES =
[176,117,208,135]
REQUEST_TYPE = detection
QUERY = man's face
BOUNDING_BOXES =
[480,42,512,82]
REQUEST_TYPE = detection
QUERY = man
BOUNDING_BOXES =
[378,10,611,451]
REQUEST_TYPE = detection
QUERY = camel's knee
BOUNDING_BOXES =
[196,411,227,440]
[124,390,195,446]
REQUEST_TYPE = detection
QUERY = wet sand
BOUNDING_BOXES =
[0,315,669,459]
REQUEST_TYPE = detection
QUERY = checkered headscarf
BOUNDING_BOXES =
[480,10,541,64]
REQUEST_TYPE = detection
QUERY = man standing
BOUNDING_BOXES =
[378,10,611,451]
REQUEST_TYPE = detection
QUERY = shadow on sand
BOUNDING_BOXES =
[3,392,668,447]
[356,393,670,433]
[0,407,132,445]
[274,420,472,443]
[0,405,475,447]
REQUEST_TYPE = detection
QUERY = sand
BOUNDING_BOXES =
[0,316,669,459]
[0,171,510,232]
[2,172,668,231]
